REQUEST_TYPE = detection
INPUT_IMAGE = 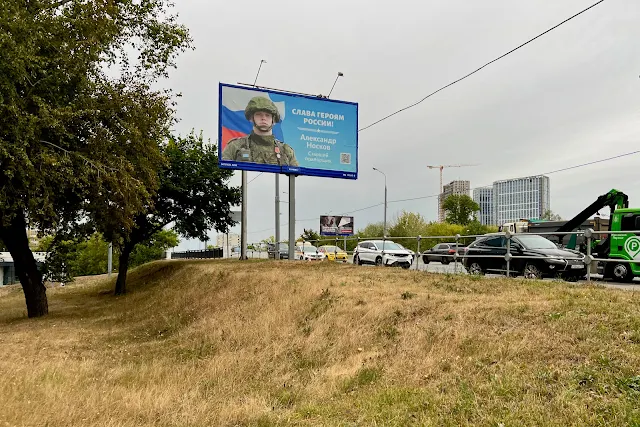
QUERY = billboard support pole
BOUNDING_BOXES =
[241,171,248,260]
[288,175,295,260]
[275,174,280,260]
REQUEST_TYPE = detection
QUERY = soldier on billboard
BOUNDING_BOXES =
[222,97,299,166]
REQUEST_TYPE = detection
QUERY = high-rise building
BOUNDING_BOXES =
[473,187,494,225]
[493,175,550,225]
[439,180,470,222]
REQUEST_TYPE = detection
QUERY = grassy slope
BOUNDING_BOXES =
[1,260,639,426]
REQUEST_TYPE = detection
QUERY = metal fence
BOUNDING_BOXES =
[237,229,640,283]
[171,248,224,259]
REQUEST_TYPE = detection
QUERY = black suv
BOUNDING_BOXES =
[461,234,586,280]
[421,243,465,265]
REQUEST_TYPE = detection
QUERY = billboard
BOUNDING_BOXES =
[320,215,354,236]
[218,83,358,179]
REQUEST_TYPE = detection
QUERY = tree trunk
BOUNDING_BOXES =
[114,242,133,295]
[0,211,48,317]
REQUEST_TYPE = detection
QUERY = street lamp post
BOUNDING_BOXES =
[372,168,387,237]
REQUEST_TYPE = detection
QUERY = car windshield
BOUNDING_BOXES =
[323,246,339,252]
[278,244,287,250]
[374,241,403,250]
[516,235,558,250]
[302,246,318,253]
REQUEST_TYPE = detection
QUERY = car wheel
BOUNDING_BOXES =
[300,256,304,261]
[401,263,410,269]
[441,258,450,265]
[375,256,383,267]
[612,263,633,283]
[422,255,430,264]
[468,262,484,275]
[523,263,543,279]
[354,255,362,266]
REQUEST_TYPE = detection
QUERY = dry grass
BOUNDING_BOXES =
[1,260,640,426]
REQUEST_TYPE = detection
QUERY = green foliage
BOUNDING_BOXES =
[541,210,563,221]
[0,1,192,314]
[0,0,191,235]
[442,195,480,226]
[299,229,321,243]
[105,131,240,293]
[345,212,498,253]
[38,229,179,278]
[129,229,179,268]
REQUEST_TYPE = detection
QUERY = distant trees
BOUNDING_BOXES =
[299,229,321,243]
[541,210,563,221]
[350,211,498,252]
[37,230,179,278]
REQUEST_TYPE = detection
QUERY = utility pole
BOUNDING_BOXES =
[373,168,387,236]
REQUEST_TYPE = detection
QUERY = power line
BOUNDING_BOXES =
[358,0,606,132]
[246,149,638,235]
[248,172,263,184]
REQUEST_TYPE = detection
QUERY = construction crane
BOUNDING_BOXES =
[427,164,478,222]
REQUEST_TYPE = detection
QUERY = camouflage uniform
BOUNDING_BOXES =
[222,133,299,166]
[222,97,299,167]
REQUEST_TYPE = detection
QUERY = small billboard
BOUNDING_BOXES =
[218,83,358,179]
[320,215,354,236]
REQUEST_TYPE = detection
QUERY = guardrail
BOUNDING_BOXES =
[244,229,640,283]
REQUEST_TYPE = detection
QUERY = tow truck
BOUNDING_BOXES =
[500,189,640,282]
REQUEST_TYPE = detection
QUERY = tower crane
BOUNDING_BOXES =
[427,164,478,222]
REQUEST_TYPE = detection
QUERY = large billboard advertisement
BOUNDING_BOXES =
[218,83,358,179]
[320,215,354,236]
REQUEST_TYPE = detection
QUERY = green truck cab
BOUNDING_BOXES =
[596,208,640,282]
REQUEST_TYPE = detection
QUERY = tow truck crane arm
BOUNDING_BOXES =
[556,189,629,235]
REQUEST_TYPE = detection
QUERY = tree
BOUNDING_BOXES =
[299,229,321,243]
[129,230,179,269]
[107,132,240,295]
[541,210,563,221]
[0,2,191,317]
[442,195,480,226]
[261,236,276,245]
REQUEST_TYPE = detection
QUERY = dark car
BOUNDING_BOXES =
[421,243,465,265]
[267,243,289,260]
[461,234,586,281]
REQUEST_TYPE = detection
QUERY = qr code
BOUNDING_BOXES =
[340,153,351,164]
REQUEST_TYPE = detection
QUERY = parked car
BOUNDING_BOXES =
[295,245,325,261]
[318,245,348,262]
[461,234,586,280]
[267,243,289,260]
[421,243,465,265]
[397,244,416,263]
[353,240,413,268]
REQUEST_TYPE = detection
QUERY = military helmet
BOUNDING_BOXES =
[244,96,281,123]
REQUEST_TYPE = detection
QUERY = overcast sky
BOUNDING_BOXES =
[167,0,640,250]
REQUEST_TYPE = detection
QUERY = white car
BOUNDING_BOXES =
[353,240,413,268]
[295,245,326,261]
[397,244,416,263]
